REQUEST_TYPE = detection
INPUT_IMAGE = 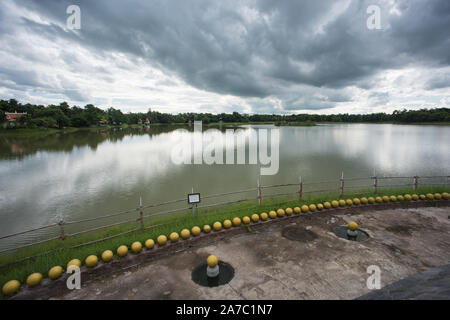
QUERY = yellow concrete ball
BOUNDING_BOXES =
[360,197,368,204]
[260,212,268,220]
[213,221,222,231]
[309,204,317,212]
[131,241,143,253]
[301,205,309,213]
[346,199,353,206]
[339,199,346,207]
[251,214,260,222]
[48,266,63,280]
[426,193,434,200]
[324,202,331,209]
[277,209,285,217]
[180,229,191,239]
[331,200,339,208]
[157,235,167,245]
[419,194,426,200]
[434,193,442,200]
[353,198,360,205]
[242,216,251,224]
[101,250,114,262]
[397,195,404,201]
[412,194,420,201]
[117,245,128,257]
[294,206,301,214]
[390,195,397,202]
[317,203,324,211]
[145,239,155,249]
[382,196,390,202]
[223,220,232,229]
[442,192,449,199]
[67,259,82,269]
[191,226,201,236]
[285,208,293,215]
[348,221,358,231]
[206,255,218,268]
[203,225,212,233]
[269,211,277,219]
[169,232,179,242]
[26,273,43,287]
[2,280,20,296]
[404,194,412,201]
[368,197,375,204]
[232,217,242,227]
[375,196,383,203]
[85,255,98,268]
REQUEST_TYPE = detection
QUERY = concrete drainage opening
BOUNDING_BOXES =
[192,261,234,287]
[282,226,318,242]
[333,226,370,242]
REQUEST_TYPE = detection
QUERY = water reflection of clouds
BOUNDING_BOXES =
[0,132,179,224]
[280,124,449,175]
[327,124,449,174]
[1,127,257,223]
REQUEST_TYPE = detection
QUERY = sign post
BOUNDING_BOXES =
[188,192,201,218]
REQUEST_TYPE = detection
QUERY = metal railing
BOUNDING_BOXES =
[0,173,448,267]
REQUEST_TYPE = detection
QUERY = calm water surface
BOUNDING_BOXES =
[0,124,449,250]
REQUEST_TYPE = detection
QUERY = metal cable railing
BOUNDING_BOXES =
[0,173,448,266]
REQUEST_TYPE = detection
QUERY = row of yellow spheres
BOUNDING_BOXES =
[2,192,448,296]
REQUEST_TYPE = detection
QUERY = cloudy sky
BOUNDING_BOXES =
[0,0,449,114]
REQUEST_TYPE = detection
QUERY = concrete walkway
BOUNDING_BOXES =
[54,206,450,300]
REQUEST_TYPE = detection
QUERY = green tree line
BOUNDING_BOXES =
[1,99,449,129]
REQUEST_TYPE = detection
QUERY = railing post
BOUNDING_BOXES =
[257,178,262,206]
[299,176,303,201]
[339,171,344,198]
[58,217,66,247]
[139,196,144,230]
[414,176,419,191]
[191,187,196,218]
[373,175,378,194]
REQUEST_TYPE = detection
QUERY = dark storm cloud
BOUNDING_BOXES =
[0,67,42,89]
[426,73,450,90]
[1,0,449,111]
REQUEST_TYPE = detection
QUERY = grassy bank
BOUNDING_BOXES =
[1,185,448,298]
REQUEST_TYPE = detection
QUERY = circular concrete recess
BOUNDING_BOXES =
[192,261,234,287]
[333,226,370,242]
[282,226,318,242]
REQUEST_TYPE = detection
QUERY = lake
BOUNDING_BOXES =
[0,123,449,251]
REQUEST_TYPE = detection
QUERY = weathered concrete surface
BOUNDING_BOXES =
[25,206,450,299]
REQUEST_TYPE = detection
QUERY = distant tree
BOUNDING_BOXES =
[30,117,57,128]
[84,104,105,125]
[1,99,449,130]
[70,114,89,127]
[107,107,126,124]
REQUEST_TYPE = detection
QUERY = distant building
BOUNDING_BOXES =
[5,111,27,122]
[144,117,150,125]
[98,120,106,126]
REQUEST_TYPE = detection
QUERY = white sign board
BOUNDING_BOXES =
[188,193,201,204]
